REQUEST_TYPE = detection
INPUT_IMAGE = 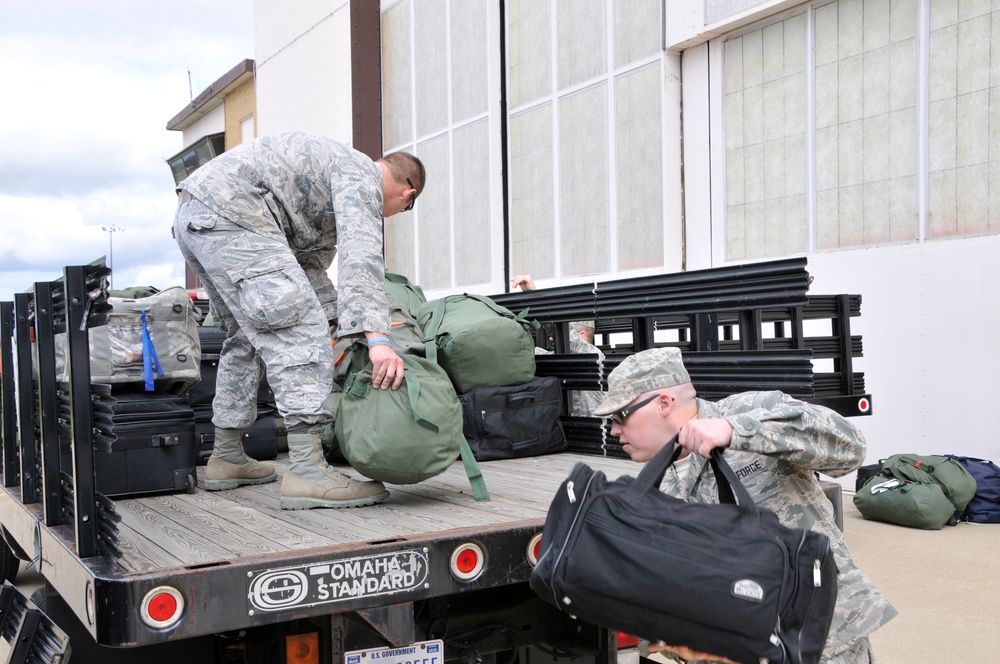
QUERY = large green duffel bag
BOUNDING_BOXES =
[324,302,488,499]
[418,294,539,394]
[383,271,426,320]
[853,453,977,529]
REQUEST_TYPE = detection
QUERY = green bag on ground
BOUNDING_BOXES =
[853,453,978,530]
[417,294,539,394]
[324,303,488,499]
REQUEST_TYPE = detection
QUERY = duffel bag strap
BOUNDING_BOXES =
[140,309,164,391]
[631,438,763,526]
[461,293,541,332]
[459,436,490,502]
[421,298,447,364]
[709,448,763,528]
[631,435,683,493]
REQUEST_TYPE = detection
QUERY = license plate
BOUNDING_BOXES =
[345,639,445,664]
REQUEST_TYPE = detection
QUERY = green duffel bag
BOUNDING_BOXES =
[853,454,978,529]
[418,294,540,394]
[853,479,958,530]
[383,271,426,320]
[324,303,489,499]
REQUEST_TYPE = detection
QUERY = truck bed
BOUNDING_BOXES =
[0,449,638,647]
[110,451,635,574]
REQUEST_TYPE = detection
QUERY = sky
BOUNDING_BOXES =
[0,1,255,301]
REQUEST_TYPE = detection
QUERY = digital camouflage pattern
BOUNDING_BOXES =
[177,132,391,335]
[593,346,690,416]
[661,391,897,663]
[567,328,605,417]
[174,133,393,429]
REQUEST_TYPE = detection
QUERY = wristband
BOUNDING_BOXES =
[367,337,391,348]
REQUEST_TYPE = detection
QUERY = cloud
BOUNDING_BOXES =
[0,0,253,301]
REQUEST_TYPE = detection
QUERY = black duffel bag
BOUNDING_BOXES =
[459,376,567,461]
[529,438,838,664]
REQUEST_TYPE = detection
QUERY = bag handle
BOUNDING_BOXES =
[631,437,761,525]
[421,298,447,364]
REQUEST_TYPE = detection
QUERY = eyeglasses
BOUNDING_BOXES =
[609,394,661,425]
[404,177,417,212]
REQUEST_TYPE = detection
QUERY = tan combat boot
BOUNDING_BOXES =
[203,427,278,491]
[280,427,388,510]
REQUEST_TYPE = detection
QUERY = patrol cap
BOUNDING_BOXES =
[570,320,595,330]
[593,347,690,417]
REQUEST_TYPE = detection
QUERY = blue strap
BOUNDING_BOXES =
[141,309,164,391]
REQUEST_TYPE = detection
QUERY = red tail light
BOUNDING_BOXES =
[527,533,543,566]
[616,632,639,649]
[140,586,184,629]
[450,542,485,580]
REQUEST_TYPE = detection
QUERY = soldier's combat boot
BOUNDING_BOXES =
[280,425,388,510]
[203,427,278,491]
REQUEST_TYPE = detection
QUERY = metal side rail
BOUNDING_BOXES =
[0,582,71,664]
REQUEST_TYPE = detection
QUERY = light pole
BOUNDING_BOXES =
[101,225,124,289]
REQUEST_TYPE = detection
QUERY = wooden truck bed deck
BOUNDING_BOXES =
[103,452,636,574]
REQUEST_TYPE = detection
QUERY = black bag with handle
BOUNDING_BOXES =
[459,376,567,461]
[529,438,838,664]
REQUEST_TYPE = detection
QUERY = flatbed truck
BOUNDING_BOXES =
[0,257,869,663]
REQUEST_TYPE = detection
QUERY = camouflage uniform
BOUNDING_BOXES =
[173,132,391,430]
[660,391,897,664]
[567,330,605,417]
[532,324,605,417]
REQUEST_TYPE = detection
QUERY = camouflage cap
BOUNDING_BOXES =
[570,320,595,330]
[593,347,691,417]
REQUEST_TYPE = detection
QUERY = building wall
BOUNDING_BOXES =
[224,77,257,149]
[253,0,1000,472]
[677,0,1000,470]
[180,104,225,150]
[254,0,353,140]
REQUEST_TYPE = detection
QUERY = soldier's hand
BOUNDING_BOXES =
[647,641,740,664]
[368,343,404,390]
[511,274,536,291]
[677,418,734,459]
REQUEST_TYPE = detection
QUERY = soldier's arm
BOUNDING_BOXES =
[330,171,391,337]
[299,249,338,321]
[715,391,866,477]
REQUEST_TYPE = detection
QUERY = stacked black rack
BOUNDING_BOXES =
[0,261,125,661]
[489,258,872,456]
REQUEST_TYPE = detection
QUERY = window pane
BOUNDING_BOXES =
[385,210,416,280]
[616,63,663,269]
[416,134,452,290]
[557,0,606,89]
[454,119,492,284]
[928,5,1000,237]
[559,83,609,276]
[415,0,449,138]
[724,12,808,259]
[614,0,660,68]
[452,0,489,123]
[510,104,555,279]
[382,2,413,150]
[508,0,551,108]
[813,0,917,248]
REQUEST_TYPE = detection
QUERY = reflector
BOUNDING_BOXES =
[527,533,543,566]
[449,543,485,580]
[616,632,639,649]
[140,586,185,629]
[285,632,320,664]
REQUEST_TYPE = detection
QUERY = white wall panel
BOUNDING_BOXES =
[255,0,352,139]
[182,104,225,149]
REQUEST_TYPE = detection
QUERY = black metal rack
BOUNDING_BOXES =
[491,258,871,454]
[0,262,120,556]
